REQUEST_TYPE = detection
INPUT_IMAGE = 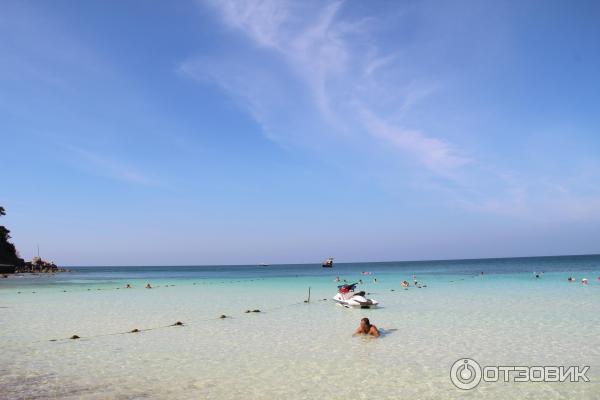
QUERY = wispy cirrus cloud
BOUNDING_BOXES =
[183,0,600,221]
[185,0,467,177]
[357,107,470,177]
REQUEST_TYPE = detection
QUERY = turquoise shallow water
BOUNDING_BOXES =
[1,255,600,399]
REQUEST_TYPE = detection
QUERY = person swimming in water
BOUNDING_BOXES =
[354,317,380,337]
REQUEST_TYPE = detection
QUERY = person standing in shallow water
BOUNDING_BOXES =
[354,317,380,337]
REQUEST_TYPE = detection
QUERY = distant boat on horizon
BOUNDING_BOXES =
[258,263,270,267]
[322,257,334,268]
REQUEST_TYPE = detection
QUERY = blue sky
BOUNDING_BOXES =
[1,0,599,265]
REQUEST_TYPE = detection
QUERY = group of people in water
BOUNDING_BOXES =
[567,276,598,284]
[335,274,421,288]
[401,275,420,288]
[533,271,599,284]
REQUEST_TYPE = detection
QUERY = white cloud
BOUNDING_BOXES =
[187,0,600,221]
[357,107,470,176]
[210,0,292,48]
[191,0,467,177]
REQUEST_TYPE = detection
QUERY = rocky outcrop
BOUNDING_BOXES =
[0,206,24,272]
[0,206,65,274]
[15,257,66,273]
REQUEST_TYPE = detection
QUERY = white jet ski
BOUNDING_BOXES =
[333,283,379,309]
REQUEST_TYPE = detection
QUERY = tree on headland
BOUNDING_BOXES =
[0,206,25,268]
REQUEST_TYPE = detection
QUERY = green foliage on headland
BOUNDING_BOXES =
[0,206,25,271]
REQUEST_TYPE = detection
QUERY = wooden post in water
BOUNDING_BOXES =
[307,286,311,303]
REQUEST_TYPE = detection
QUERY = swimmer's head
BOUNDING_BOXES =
[360,318,371,329]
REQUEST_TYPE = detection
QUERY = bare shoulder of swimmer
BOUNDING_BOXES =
[370,325,380,337]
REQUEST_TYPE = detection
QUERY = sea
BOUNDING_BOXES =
[1,254,599,399]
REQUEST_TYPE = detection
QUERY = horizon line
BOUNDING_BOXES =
[67,252,600,268]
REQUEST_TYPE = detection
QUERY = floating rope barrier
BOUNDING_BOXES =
[46,299,312,343]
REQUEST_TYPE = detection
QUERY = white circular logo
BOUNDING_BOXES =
[450,358,482,390]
